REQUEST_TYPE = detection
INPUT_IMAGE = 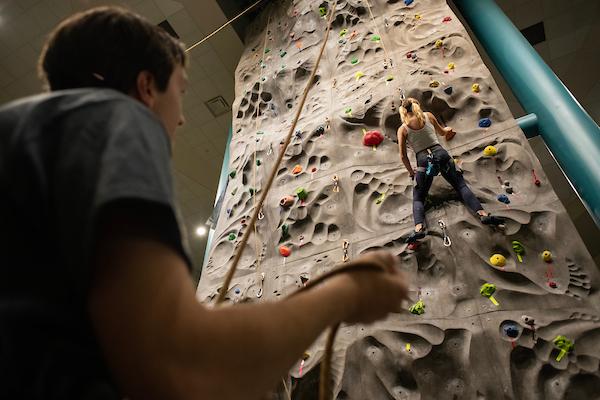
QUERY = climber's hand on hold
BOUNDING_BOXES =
[331,251,409,324]
[444,127,456,140]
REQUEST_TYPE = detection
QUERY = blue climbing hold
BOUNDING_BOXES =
[504,325,519,338]
[479,118,492,128]
[497,194,510,204]
[234,288,241,294]
[404,0,414,5]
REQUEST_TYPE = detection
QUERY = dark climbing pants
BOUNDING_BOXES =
[412,145,483,226]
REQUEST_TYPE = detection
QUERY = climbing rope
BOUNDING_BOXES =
[185,0,268,53]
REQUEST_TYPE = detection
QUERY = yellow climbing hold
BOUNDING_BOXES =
[415,14,422,20]
[472,83,481,93]
[447,62,455,70]
[435,39,443,48]
[542,250,553,262]
[355,71,365,81]
[429,80,440,88]
[405,343,411,352]
[490,254,506,267]
[483,145,497,157]
[339,28,348,37]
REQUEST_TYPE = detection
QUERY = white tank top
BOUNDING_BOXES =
[405,119,440,154]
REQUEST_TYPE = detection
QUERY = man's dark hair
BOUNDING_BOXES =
[39,6,187,93]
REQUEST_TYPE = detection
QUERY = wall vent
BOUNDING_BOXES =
[520,21,546,46]
[205,96,230,117]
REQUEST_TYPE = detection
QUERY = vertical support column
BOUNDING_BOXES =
[454,0,600,227]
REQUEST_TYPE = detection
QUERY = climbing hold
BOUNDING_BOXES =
[229,170,236,179]
[435,39,443,48]
[429,80,440,88]
[281,224,290,241]
[249,188,256,196]
[483,145,497,156]
[409,299,425,315]
[479,118,492,128]
[447,62,455,70]
[234,288,241,295]
[280,195,295,208]
[375,192,385,204]
[370,34,381,42]
[442,16,452,23]
[553,336,574,362]
[532,169,541,186]
[415,14,422,20]
[444,86,453,95]
[296,187,308,201]
[504,324,520,339]
[292,165,303,175]
[511,240,525,263]
[228,233,236,241]
[279,245,292,257]
[264,48,270,54]
[350,57,359,65]
[349,30,358,39]
[345,107,352,117]
[404,0,414,5]
[542,250,552,262]
[490,254,506,267]
[362,129,384,149]
[497,194,510,204]
[355,71,365,81]
[480,283,499,306]
[279,50,287,57]
[318,7,327,17]
[406,52,413,59]
[385,75,394,82]
[339,28,348,37]
[472,83,481,93]
[315,126,325,135]
[256,159,261,166]
[311,167,317,173]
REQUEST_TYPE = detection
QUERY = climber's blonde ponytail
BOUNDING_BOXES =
[399,98,425,126]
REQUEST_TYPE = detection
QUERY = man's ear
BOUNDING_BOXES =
[133,70,157,107]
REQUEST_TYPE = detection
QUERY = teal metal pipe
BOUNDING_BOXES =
[202,126,233,271]
[454,0,600,227]
[516,113,538,138]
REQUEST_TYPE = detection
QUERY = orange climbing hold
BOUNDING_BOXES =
[292,165,303,175]
[279,245,292,257]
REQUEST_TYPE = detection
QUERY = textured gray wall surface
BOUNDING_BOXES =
[198,0,600,398]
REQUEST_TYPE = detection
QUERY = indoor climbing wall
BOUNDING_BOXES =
[197,0,600,398]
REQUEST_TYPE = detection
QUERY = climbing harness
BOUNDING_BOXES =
[438,220,451,247]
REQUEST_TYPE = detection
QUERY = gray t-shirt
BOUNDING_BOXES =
[0,88,191,398]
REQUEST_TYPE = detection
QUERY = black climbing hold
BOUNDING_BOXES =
[229,171,236,179]
[444,86,453,95]
[315,126,325,135]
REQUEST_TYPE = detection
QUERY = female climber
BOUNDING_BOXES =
[397,98,504,242]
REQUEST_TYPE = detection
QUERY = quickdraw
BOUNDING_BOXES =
[438,220,451,247]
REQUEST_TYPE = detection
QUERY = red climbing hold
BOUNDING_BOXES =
[279,245,292,257]
[442,16,452,23]
[362,130,384,147]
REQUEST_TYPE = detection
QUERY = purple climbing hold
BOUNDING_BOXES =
[497,194,510,204]
[479,117,492,128]
[404,0,414,5]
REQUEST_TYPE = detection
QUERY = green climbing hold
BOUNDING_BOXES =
[385,75,394,82]
[345,107,352,115]
[511,240,525,262]
[257,130,264,135]
[256,159,261,166]
[280,50,287,57]
[231,187,238,196]
[480,283,499,306]
[339,28,348,37]
[409,299,425,315]
[296,187,308,201]
[281,224,290,241]
[318,7,327,17]
[264,48,270,54]
[228,233,236,241]
[229,171,236,179]
[351,57,359,65]
[371,34,381,42]
[553,335,574,362]
[249,188,256,196]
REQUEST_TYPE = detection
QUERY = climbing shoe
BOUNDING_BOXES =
[406,228,428,243]
[480,215,505,226]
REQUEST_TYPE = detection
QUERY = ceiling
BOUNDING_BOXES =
[0,0,598,276]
